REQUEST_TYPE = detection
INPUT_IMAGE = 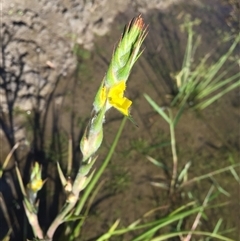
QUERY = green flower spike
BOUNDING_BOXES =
[105,15,148,86]
[94,15,148,114]
[45,18,147,240]
[27,162,46,205]
[80,105,105,162]
[27,162,44,193]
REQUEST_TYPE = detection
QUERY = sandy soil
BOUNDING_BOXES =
[0,0,239,240]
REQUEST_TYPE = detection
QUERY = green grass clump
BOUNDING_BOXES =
[170,16,240,110]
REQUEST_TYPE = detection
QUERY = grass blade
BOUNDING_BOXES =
[197,72,240,100]
[144,94,170,123]
[197,34,240,91]
[195,79,240,110]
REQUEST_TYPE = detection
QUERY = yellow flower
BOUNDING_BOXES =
[27,162,45,193]
[27,179,44,193]
[101,81,132,116]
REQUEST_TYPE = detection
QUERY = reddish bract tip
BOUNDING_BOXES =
[134,15,145,30]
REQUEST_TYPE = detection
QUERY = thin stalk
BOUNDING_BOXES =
[181,23,194,85]
[198,34,240,91]
[183,185,214,241]
[180,163,240,188]
[46,198,78,239]
[150,230,234,241]
[0,193,12,234]
[195,79,240,110]
[71,117,127,240]
[73,179,106,236]
[196,64,238,99]
[99,205,202,241]
[169,110,178,194]
[23,202,44,239]
[132,206,203,241]
[0,142,20,177]
[67,137,73,176]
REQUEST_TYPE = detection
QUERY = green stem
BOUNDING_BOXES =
[46,201,77,239]
[180,164,240,188]
[169,110,178,194]
[71,117,127,239]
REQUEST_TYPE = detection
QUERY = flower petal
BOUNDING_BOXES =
[105,80,132,116]
[109,96,132,116]
[108,81,126,99]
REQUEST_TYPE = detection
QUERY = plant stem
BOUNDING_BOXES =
[46,200,77,239]
[180,164,240,188]
[46,117,127,240]
[71,117,127,239]
[23,202,44,239]
[183,185,214,241]
[169,110,178,194]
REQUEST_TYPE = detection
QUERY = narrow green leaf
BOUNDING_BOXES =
[195,79,240,110]
[146,156,168,170]
[132,206,203,241]
[197,72,240,100]
[177,161,191,183]
[1,142,19,177]
[229,166,240,182]
[198,34,240,90]
[56,162,67,188]
[144,94,170,123]
[150,231,234,241]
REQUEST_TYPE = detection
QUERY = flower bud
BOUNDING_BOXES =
[27,162,45,204]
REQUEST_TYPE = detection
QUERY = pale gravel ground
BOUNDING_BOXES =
[1,0,188,111]
[1,0,201,144]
